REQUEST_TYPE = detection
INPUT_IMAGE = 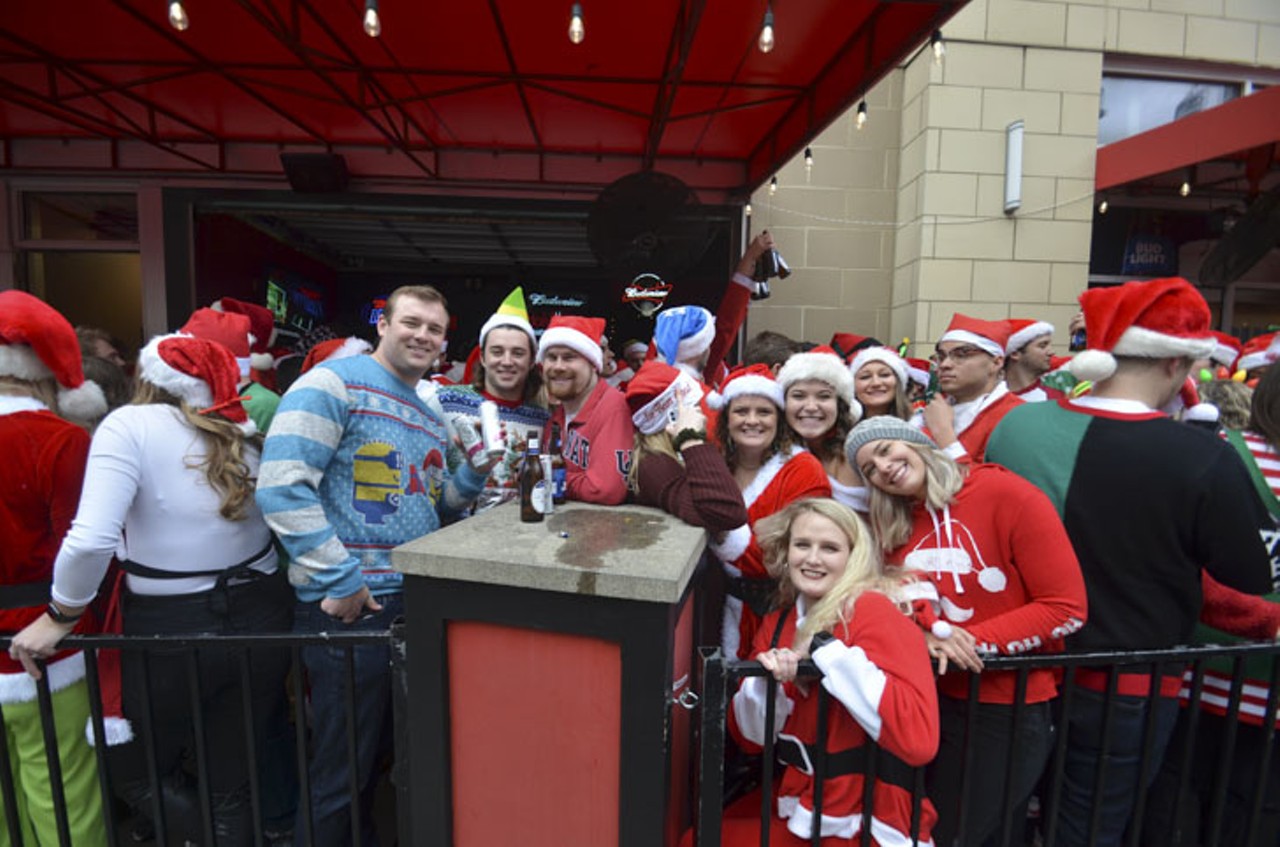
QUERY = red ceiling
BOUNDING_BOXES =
[0,0,965,199]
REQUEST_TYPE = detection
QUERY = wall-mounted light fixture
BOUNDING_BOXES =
[1004,120,1024,215]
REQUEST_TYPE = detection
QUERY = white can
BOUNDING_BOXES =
[539,454,555,514]
[478,400,503,454]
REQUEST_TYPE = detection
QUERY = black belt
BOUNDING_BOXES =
[775,736,919,793]
[725,575,776,618]
[119,541,275,583]
[0,580,52,610]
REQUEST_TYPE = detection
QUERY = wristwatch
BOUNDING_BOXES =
[45,602,83,625]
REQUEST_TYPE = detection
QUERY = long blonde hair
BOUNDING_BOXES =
[132,380,261,521]
[864,442,966,551]
[756,498,907,650]
[626,429,679,493]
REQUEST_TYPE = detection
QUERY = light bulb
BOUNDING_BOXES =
[168,0,189,31]
[804,147,814,173]
[1179,181,1190,197]
[856,100,867,130]
[745,202,753,217]
[1098,198,1108,214]
[931,30,945,65]
[568,3,585,44]
[363,0,381,37]
[758,8,775,54]
[769,176,778,196]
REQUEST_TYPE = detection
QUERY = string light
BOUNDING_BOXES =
[745,201,753,218]
[1179,181,1191,197]
[1098,198,1108,214]
[363,0,381,37]
[168,0,189,31]
[568,3,585,45]
[931,30,945,65]
[769,176,778,196]
[856,100,868,131]
[758,5,775,54]
[804,147,814,181]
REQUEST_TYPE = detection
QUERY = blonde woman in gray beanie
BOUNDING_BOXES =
[844,416,1088,847]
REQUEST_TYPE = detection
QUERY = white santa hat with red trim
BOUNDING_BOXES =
[707,363,784,411]
[212,297,278,371]
[1235,331,1278,374]
[1004,319,1055,355]
[0,290,107,420]
[537,315,606,373]
[849,346,909,390]
[776,345,860,416]
[938,314,1011,359]
[137,334,255,434]
[1068,277,1216,383]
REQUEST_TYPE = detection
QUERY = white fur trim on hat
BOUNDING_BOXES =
[0,344,52,381]
[706,375,784,411]
[479,313,537,349]
[537,326,604,372]
[1005,321,1054,355]
[137,333,214,408]
[676,314,715,363]
[849,348,908,390]
[1110,324,1216,362]
[938,329,1004,359]
[0,345,107,419]
[776,351,855,408]
[249,351,275,371]
[1183,402,1220,425]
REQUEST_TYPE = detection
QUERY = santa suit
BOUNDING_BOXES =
[545,376,633,506]
[724,592,939,847]
[709,447,831,658]
[914,382,1023,463]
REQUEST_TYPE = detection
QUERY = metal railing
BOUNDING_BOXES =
[695,641,1280,847]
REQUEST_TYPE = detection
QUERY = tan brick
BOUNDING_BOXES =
[1261,24,1280,65]
[934,217,1016,260]
[842,269,893,309]
[942,43,1025,89]
[922,172,980,216]
[892,262,919,307]
[807,228,885,271]
[1014,219,1092,262]
[1049,262,1088,305]
[771,267,842,307]
[1025,48,1103,94]
[1186,16,1259,61]
[902,51,939,105]
[976,172,1057,220]
[938,129,1008,174]
[982,89,1062,134]
[1227,0,1280,24]
[1066,4,1108,49]
[890,302,932,353]
[1060,93,1102,137]
[850,103,902,152]
[973,260,1052,301]
[760,188,847,229]
[901,93,925,145]
[1105,8,1121,48]
[946,0,990,41]
[899,132,929,185]
[1117,10,1188,55]
[845,189,898,227]
[1022,133,1097,179]
[895,221,924,268]
[818,148,898,190]
[1055,177,1096,221]
[897,179,921,226]
[924,85,985,130]
[1152,0,1225,14]
[805,308,880,348]
[759,225,807,264]
[745,306,803,341]
[986,0,1068,47]
[867,71,903,110]
[918,259,975,300]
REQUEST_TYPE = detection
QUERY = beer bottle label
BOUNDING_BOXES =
[531,480,551,514]
[552,468,566,501]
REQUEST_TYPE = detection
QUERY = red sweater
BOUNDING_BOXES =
[546,377,634,506]
[885,464,1088,704]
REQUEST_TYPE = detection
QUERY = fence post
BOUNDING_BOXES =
[696,647,726,847]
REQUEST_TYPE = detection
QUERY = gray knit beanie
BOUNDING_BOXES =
[843,416,937,478]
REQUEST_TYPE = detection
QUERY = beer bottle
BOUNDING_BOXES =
[519,436,548,523]
[548,423,567,505]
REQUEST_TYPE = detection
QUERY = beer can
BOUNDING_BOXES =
[479,401,503,454]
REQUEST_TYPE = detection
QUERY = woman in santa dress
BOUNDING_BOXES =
[845,416,1087,847]
[850,346,915,423]
[709,364,831,659]
[776,347,866,512]
[702,497,939,847]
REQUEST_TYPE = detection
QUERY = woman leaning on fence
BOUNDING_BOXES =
[687,497,939,847]
[845,416,1088,847]
[11,333,293,846]
[0,291,108,847]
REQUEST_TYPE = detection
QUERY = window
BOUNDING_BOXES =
[1098,75,1240,146]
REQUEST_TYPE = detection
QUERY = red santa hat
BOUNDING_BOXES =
[622,338,649,359]
[654,305,715,366]
[1068,277,1215,383]
[849,346,909,389]
[137,334,253,433]
[0,290,107,420]
[1208,331,1242,369]
[707,363,784,411]
[776,346,859,414]
[212,297,277,370]
[301,336,373,374]
[181,308,253,379]
[625,361,704,435]
[1236,331,1278,374]
[904,357,932,388]
[828,333,875,364]
[938,314,1010,359]
[1004,319,1055,355]
[537,315,606,372]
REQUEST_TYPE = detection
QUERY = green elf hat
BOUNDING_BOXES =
[477,286,537,348]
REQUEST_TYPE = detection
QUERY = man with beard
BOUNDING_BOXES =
[538,315,633,505]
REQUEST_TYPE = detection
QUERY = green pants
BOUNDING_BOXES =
[0,676,106,847]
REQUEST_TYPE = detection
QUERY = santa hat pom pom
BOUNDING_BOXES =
[706,390,726,411]
[57,381,108,421]
[249,351,275,370]
[1068,349,1117,382]
[86,716,134,747]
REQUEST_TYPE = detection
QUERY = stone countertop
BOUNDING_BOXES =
[392,500,708,604]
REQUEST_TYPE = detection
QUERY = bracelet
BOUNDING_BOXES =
[671,428,706,452]
[46,602,83,625]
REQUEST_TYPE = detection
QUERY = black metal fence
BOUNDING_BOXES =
[696,642,1280,847]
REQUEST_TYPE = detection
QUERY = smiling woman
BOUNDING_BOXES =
[777,347,864,511]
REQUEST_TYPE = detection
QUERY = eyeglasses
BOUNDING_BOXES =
[931,345,987,365]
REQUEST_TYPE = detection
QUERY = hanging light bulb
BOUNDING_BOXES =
[745,201,753,218]
[804,147,814,182]
[931,30,945,65]
[568,3,585,45]
[758,5,775,54]
[363,0,381,37]
[1098,198,1108,214]
[856,100,868,131]
[1179,180,1191,197]
[168,0,189,31]
[769,176,778,196]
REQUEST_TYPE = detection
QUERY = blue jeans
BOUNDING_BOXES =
[294,593,402,847]
[1052,688,1180,847]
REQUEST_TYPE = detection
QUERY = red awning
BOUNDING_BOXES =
[0,0,965,200]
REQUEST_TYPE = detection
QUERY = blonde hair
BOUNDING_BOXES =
[864,442,966,551]
[627,429,679,493]
[132,380,261,521]
[756,498,907,651]
[0,374,58,411]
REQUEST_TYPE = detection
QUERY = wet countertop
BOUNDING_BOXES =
[393,500,708,603]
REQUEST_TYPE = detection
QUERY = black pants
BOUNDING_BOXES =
[927,695,1053,847]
